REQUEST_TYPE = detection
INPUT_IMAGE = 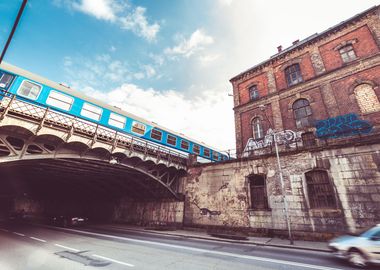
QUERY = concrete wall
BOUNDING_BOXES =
[182,144,380,239]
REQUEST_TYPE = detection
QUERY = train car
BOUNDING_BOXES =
[0,62,228,161]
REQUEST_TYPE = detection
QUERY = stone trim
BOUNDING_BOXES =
[333,38,358,51]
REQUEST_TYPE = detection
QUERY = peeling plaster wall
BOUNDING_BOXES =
[113,198,184,226]
[183,144,380,239]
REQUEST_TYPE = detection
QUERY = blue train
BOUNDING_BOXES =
[0,62,228,161]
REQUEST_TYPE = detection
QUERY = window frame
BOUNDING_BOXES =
[339,44,356,63]
[248,174,269,210]
[131,121,146,135]
[80,102,103,121]
[293,98,313,128]
[166,134,177,146]
[46,90,74,111]
[252,117,264,139]
[17,80,42,100]
[193,144,200,155]
[285,63,303,87]
[150,128,163,141]
[0,72,14,90]
[249,85,260,101]
[180,139,189,150]
[203,148,210,157]
[108,112,126,129]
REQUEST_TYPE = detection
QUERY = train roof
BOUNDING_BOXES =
[0,62,223,153]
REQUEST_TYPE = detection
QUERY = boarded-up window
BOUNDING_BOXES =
[151,128,162,141]
[305,170,336,209]
[302,132,316,147]
[354,84,380,114]
[248,174,269,210]
[167,134,177,146]
[181,140,189,150]
[131,121,146,135]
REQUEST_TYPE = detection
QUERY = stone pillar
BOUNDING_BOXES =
[234,111,243,155]
[310,47,326,75]
[232,81,240,107]
[320,83,340,117]
[271,97,284,131]
[367,8,380,48]
[267,68,277,94]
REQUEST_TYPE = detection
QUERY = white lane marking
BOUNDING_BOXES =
[30,236,47,243]
[54,244,79,252]
[12,232,25,237]
[0,228,10,232]
[93,254,134,267]
[62,228,341,270]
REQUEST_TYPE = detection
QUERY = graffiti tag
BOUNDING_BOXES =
[315,113,372,139]
[243,129,302,156]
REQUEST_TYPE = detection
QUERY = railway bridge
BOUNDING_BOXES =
[0,92,189,222]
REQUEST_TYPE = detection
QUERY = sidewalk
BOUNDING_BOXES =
[93,224,330,253]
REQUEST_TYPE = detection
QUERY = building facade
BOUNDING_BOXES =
[182,6,380,239]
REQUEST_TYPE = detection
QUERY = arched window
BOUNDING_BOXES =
[285,63,303,87]
[354,83,380,113]
[339,45,356,63]
[251,118,264,139]
[305,170,336,209]
[293,99,312,128]
[249,85,260,101]
[248,174,269,210]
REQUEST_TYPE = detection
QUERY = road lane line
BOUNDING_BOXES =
[60,228,342,270]
[30,236,47,243]
[54,244,79,252]
[12,232,25,237]
[92,254,134,267]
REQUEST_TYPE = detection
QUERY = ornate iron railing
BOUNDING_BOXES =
[0,90,188,166]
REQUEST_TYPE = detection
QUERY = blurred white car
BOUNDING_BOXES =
[328,224,380,267]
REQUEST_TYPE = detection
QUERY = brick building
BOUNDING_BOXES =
[182,6,380,239]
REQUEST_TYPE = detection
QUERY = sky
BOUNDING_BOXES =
[0,0,378,151]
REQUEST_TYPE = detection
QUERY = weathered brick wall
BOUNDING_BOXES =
[183,144,380,239]
[237,71,269,105]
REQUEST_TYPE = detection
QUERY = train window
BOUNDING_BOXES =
[204,148,210,157]
[151,128,162,141]
[181,140,189,150]
[213,152,219,161]
[0,72,14,89]
[109,113,126,129]
[46,91,73,111]
[17,80,41,100]
[193,144,200,155]
[81,102,102,121]
[132,121,146,135]
[167,134,177,146]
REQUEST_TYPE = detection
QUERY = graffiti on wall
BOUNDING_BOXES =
[315,113,372,139]
[243,128,302,156]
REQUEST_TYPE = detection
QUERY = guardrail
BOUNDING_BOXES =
[0,90,188,166]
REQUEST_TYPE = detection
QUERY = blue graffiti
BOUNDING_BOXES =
[315,113,372,139]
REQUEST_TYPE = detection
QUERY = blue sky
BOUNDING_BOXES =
[0,0,378,150]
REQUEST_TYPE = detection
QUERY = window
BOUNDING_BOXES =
[109,113,126,129]
[302,132,316,147]
[17,80,42,100]
[293,99,312,128]
[203,148,210,157]
[212,152,219,161]
[248,174,269,210]
[354,84,380,113]
[285,64,303,87]
[181,140,189,150]
[167,134,177,146]
[81,103,102,121]
[249,85,259,101]
[252,118,264,139]
[305,170,336,209]
[131,121,146,135]
[339,45,356,63]
[150,128,162,141]
[193,144,200,155]
[46,91,73,111]
[0,72,14,89]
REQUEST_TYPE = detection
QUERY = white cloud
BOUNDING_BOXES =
[165,29,214,58]
[143,65,156,78]
[199,54,220,65]
[60,0,159,41]
[81,84,235,150]
[119,7,160,42]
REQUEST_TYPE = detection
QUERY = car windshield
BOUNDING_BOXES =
[360,226,380,238]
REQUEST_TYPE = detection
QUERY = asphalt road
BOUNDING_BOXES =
[0,222,375,270]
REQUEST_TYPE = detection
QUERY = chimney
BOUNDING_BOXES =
[292,39,299,45]
[277,45,282,53]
